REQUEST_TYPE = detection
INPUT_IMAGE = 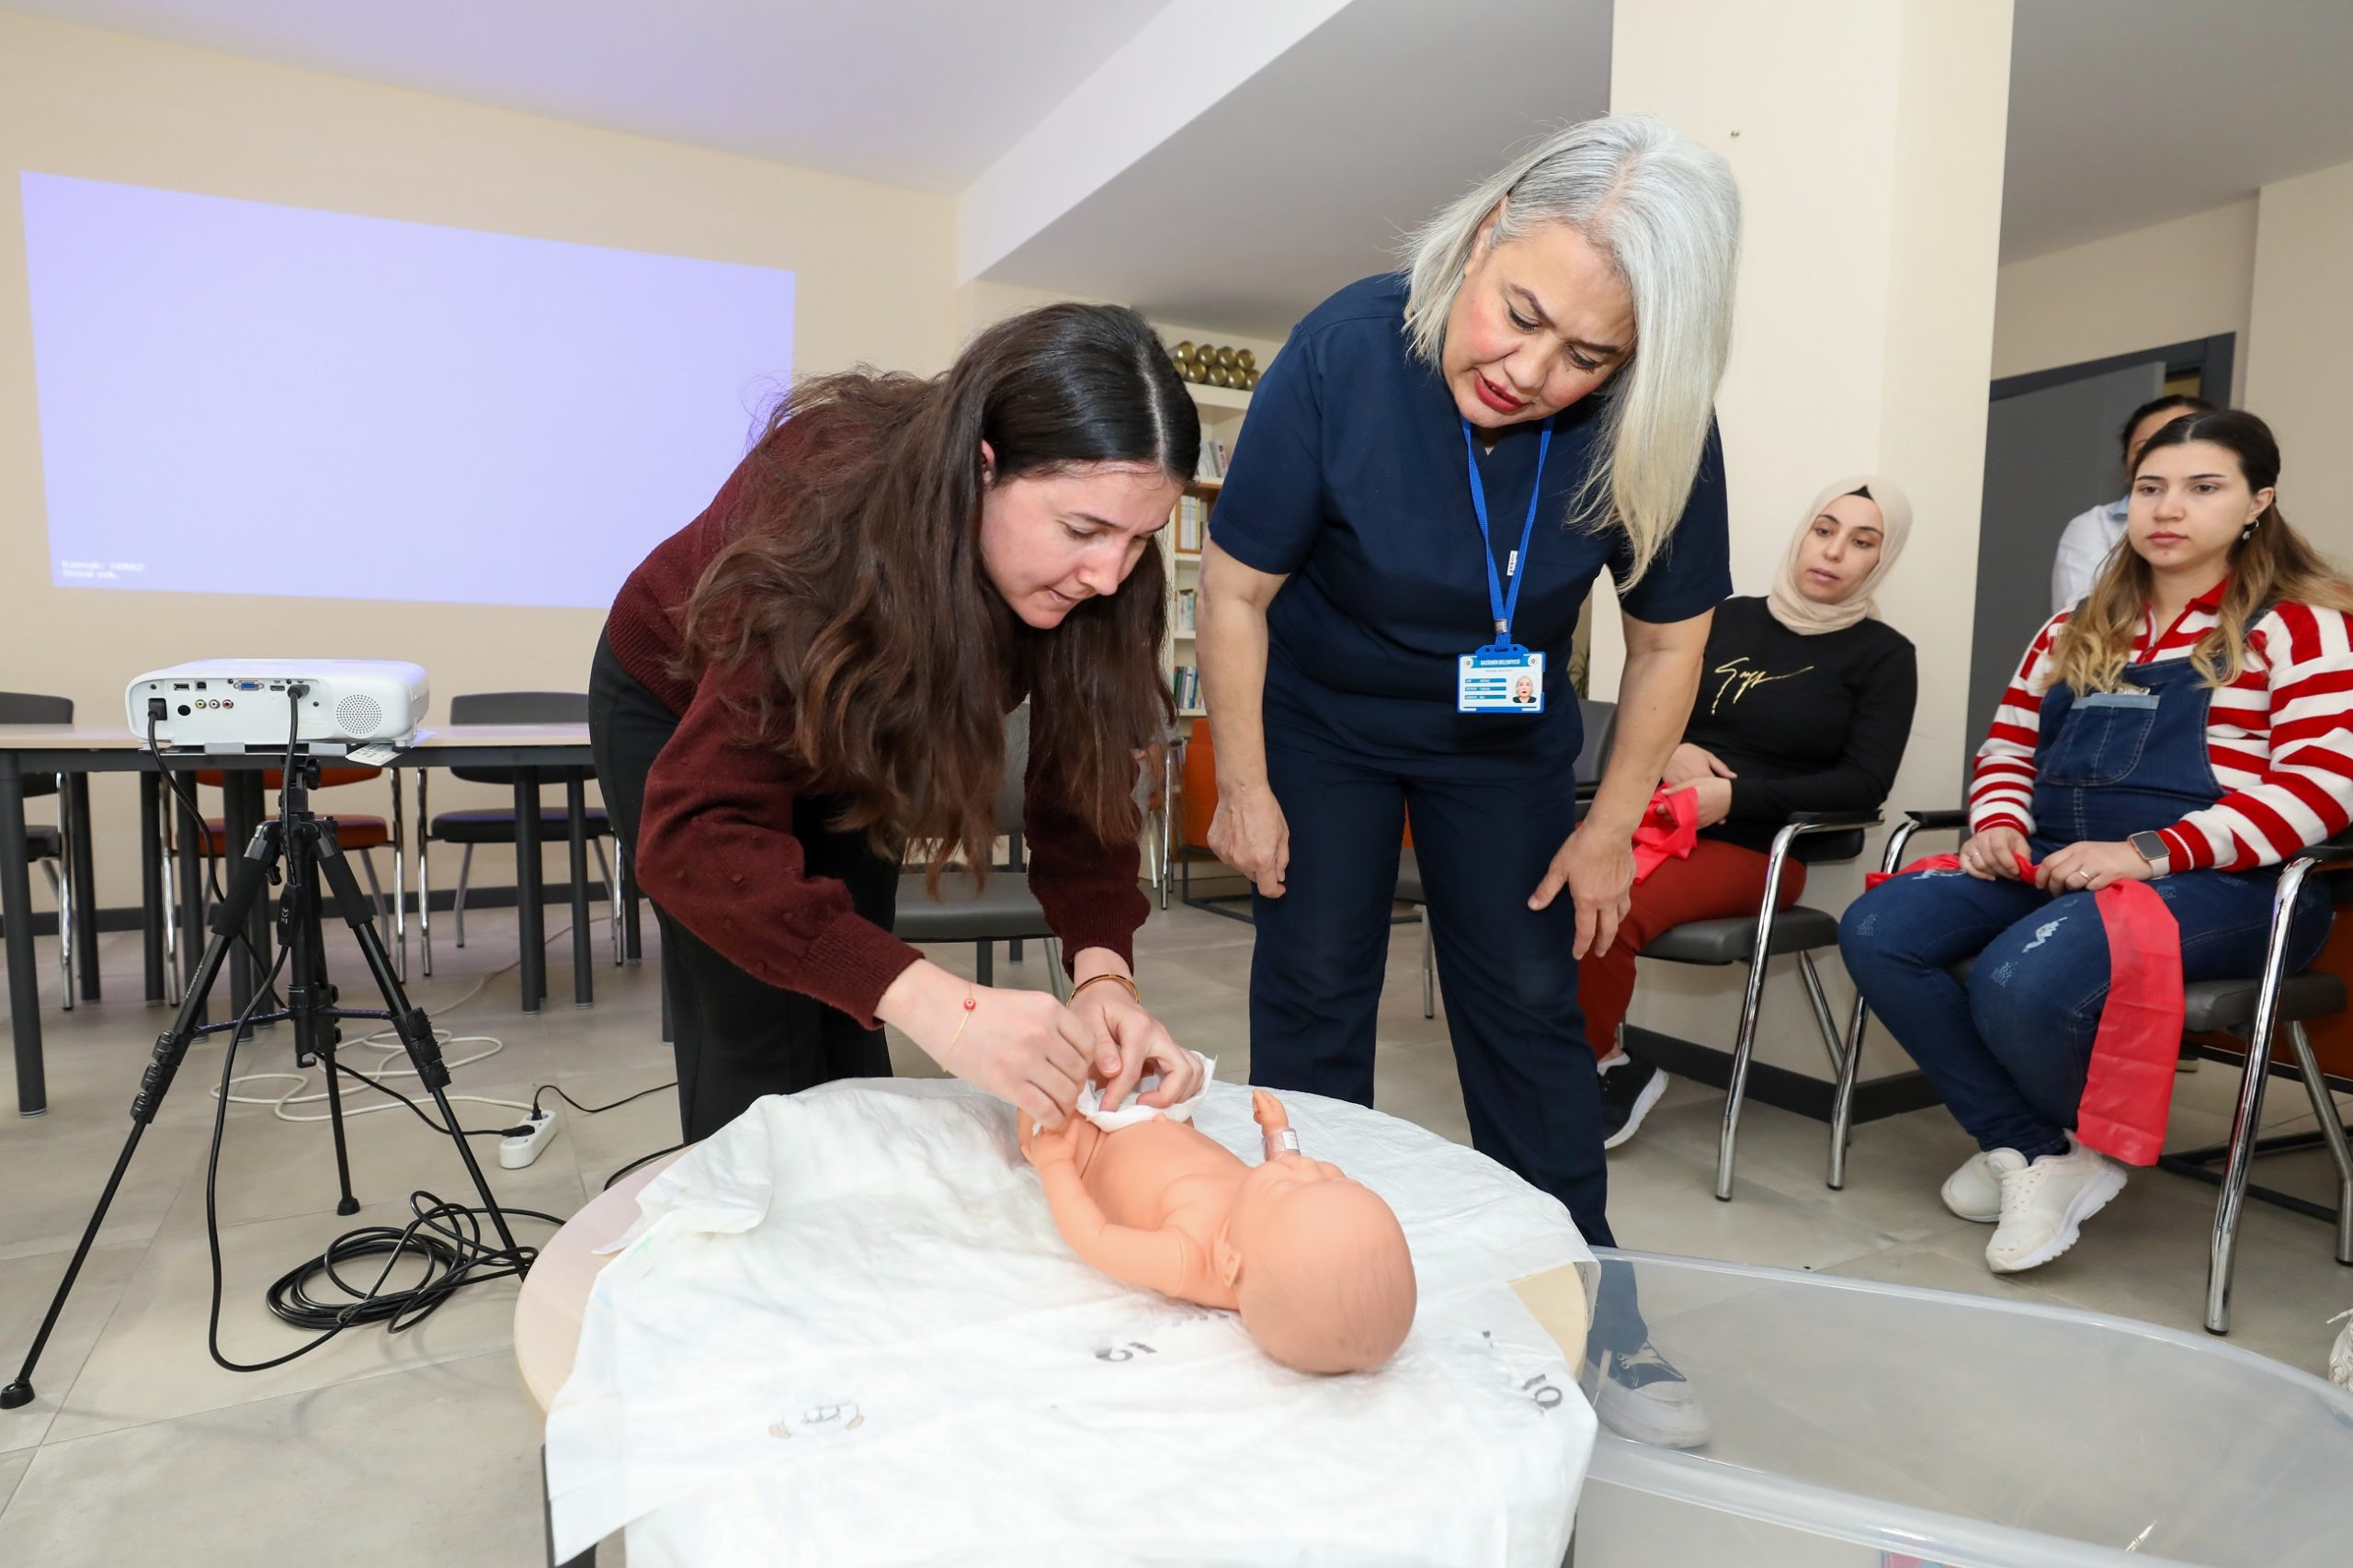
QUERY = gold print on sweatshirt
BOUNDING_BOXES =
[1708,655,1814,715]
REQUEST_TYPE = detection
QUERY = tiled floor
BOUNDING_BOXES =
[2,895,2348,1562]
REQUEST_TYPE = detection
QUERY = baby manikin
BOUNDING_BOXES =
[1020,1087,1416,1374]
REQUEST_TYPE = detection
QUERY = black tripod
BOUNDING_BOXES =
[3,756,526,1410]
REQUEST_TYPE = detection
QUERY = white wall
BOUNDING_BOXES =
[1603,0,2013,1083]
[2245,157,2353,512]
[1990,199,2256,391]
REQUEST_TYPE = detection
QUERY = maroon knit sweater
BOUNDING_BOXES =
[603,437,1148,1028]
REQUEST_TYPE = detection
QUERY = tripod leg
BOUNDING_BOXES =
[284,858,362,1218]
[4,824,282,1410]
[313,824,525,1260]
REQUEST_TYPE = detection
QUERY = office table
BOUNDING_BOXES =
[0,722,618,1115]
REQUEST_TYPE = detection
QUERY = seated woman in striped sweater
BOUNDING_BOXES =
[1840,408,2352,1276]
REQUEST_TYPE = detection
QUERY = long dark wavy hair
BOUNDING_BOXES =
[680,302,1199,883]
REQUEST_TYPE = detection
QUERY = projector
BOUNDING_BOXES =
[126,660,430,753]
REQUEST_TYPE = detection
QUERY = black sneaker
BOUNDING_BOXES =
[1597,1056,1668,1150]
[1587,1340,1712,1449]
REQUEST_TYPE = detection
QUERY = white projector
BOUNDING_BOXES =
[126,660,430,753]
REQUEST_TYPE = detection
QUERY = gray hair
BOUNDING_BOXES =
[1403,115,1741,587]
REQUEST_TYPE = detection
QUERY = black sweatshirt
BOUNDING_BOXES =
[1679,596,1918,855]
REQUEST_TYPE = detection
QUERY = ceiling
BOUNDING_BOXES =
[979,0,1613,339]
[2000,0,2353,261]
[3,0,1175,193]
[12,0,2353,326]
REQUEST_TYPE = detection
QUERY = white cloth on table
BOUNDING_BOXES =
[544,1078,1596,1567]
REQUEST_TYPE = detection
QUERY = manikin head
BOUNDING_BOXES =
[1214,1156,1417,1374]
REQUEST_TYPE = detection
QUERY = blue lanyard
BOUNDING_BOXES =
[1460,415,1553,645]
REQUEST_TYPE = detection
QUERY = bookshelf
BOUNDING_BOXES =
[1165,381,1246,722]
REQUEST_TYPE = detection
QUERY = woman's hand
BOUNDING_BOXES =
[1530,823,1635,959]
[1663,744,1736,789]
[1208,779,1290,898]
[2036,839,2156,895]
[1959,826,2032,881]
[1689,776,1733,829]
[1069,977,1202,1110]
[876,961,1097,1129]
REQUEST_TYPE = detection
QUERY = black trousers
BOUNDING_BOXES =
[588,632,898,1142]
[1248,736,1642,1353]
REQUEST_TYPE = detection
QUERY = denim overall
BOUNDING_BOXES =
[1840,653,2336,1157]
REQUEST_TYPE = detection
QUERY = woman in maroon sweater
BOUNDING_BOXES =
[591,304,1204,1142]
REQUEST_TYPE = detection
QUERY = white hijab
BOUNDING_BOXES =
[1766,474,1912,635]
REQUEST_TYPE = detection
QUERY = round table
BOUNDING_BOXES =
[515,1151,685,1412]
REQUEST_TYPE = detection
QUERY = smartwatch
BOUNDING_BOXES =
[2128,831,2171,878]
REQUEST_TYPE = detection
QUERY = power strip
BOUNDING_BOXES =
[500,1108,559,1169]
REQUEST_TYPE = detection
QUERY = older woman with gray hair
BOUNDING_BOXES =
[1198,114,1740,1447]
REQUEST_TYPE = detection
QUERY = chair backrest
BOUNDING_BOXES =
[448,692,590,785]
[1575,699,1616,788]
[995,704,1029,839]
[0,691,73,801]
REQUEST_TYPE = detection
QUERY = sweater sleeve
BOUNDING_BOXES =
[634,655,923,1027]
[1968,610,2070,838]
[2156,603,2353,871]
[1725,634,1917,824]
[1022,732,1149,975]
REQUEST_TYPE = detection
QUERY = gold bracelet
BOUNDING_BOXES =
[1070,971,1142,1006]
[944,988,978,1062]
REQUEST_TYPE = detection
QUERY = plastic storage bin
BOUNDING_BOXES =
[1572,1250,2353,1568]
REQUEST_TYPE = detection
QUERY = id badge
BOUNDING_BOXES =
[1458,644,1545,714]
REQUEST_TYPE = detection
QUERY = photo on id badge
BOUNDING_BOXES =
[1459,645,1544,714]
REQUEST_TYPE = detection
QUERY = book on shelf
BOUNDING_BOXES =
[1172,664,1201,712]
[1174,587,1196,634]
[1175,494,1205,553]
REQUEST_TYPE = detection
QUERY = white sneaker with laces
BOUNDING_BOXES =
[1939,1150,2003,1223]
[1984,1137,2126,1274]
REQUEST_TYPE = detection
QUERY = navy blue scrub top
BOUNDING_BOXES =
[1210,273,1732,774]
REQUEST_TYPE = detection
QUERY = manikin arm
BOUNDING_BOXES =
[1021,1118,1211,1300]
[1251,1087,1298,1162]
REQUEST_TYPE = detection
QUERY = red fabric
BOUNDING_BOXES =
[2073,881,2184,1165]
[605,431,1147,1028]
[1631,786,1701,883]
[1865,852,2184,1165]
[1578,840,1806,1062]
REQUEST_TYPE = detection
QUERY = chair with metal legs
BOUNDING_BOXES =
[1827,808,2353,1335]
[419,692,625,979]
[0,692,77,1013]
[1631,810,1881,1201]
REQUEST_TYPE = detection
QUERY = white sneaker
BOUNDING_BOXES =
[1984,1138,2126,1274]
[1587,1340,1711,1449]
[1939,1151,2003,1223]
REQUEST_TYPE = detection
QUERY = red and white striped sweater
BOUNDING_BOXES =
[1970,579,2353,871]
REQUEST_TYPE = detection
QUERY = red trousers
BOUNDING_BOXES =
[1577,839,1807,1062]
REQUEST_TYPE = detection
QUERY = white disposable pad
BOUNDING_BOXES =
[545,1079,1596,1566]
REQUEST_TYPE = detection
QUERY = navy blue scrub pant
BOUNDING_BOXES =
[1248,738,1640,1351]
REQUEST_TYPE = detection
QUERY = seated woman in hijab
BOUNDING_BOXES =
[1586,477,1918,1146]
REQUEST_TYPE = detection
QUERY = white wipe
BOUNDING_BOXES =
[1075,1047,1216,1130]
[546,1079,1596,1567]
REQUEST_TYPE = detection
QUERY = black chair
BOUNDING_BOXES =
[1831,808,2353,1334]
[1634,807,1880,1200]
[892,705,1068,999]
[0,692,76,1011]
[1396,699,1617,1020]
[419,692,624,974]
